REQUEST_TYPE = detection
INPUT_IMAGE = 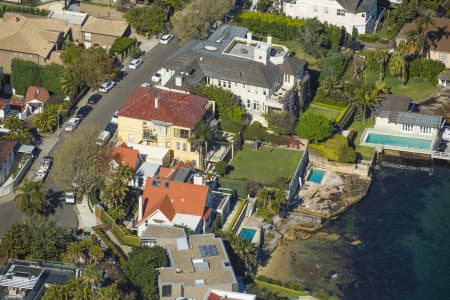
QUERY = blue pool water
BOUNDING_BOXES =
[365,133,432,150]
[240,228,256,241]
[307,169,325,183]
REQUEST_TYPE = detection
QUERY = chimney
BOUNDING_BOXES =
[175,75,183,87]
[246,30,253,46]
[138,195,144,220]
[267,34,272,47]
[36,88,40,96]
[154,91,160,109]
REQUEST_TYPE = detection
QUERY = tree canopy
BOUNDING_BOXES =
[295,113,333,142]
[322,135,357,163]
[124,4,167,35]
[3,116,31,144]
[122,246,169,299]
[52,125,111,194]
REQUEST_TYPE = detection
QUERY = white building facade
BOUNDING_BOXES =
[283,0,377,34]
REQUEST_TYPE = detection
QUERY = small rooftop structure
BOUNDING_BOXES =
[48,10,88,25]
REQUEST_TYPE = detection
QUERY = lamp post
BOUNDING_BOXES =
[57,109,69,137]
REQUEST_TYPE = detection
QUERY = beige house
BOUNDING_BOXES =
[80,15,130,49]
[49,10,89,44]
[117,87,214,167]
[0,13,70,74]
[397,17,450,68]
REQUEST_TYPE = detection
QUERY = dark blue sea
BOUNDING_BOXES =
[270,160,450,300]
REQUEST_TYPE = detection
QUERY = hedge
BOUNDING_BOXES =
[109,37,137,55]
[253,278,309,296]
[99,209,140,247]
[0,4,50,17]
[219,177,247,198]
[313,97,349,109]
[335,103,351,123]
[226,198,248,233]
[92,224,127,266]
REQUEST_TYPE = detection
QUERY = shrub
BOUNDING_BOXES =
[322,135,357,163]
[409,58,445,85]
[0,4,49,17]
[92,225,127,265]
[109,37,136,55]
[220,118,244,133]
[215,161,228,176]
[357,34,379,43]
[295,113,334,142]
[243,122,290,144]
[267,111,297,135]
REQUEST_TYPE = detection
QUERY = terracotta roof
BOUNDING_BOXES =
[398,18,450,53]
[81,15,128,37]
[25,86,50,104]
[139,177,209,224]
[0,140,17,166]
[0,99,8,110]
[0,13,69,58]
[118,87,209,129]
[112,145,140,170]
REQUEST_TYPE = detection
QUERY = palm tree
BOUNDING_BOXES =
[66,241,84,265]
[396,41,410,84]
[373,48,390,81]
[230,234,257,274]
[389,52,404,79]
[351,81,386,121]
[407,13,435,78]
[103,177,128,209]
[33,110,58,134]
[81,264,101,300]
[189,119,217,170]
[88,244,105,264]
[3,116,32,144]
[114,163,134,184]
[14,180,47,216]
[61,70,83,99]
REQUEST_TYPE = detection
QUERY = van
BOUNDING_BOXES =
[96,131,111,146]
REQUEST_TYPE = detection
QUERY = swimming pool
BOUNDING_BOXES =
[240,228,256,241]
[365,133,432,151]
[307,169,325,184]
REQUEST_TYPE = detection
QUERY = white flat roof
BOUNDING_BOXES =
[127,143,169,159]
[172,213,201,231]
[49,10,88,25]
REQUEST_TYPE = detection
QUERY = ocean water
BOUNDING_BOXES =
[272,161,450,300]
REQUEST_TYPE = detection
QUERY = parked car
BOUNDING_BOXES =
[160,34,174,44]
[41,156,53,169]
[152,72,161,83]
[98,80,115,93]
[140,82,152,88]
[76,105,93,118]
[128,59,143,70]
[64,118,81,132]
[87,94,102,105]
[105,122,117,134]
[65,191,75,204]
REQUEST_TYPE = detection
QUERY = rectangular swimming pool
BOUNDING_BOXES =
[365,133,432,150]
[307,169,325,184]
[240,228,256,241]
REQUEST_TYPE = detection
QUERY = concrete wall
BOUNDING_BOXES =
[283,0,377,34]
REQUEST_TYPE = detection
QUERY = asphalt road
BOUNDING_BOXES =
[0,40,179,235]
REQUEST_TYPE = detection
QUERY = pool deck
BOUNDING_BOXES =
[360,128,437,155]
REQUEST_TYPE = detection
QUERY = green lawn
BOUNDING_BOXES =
[349,119,375,160]
[227,144,303,185]
[364,71,436,102]
[306,105,342,121]
[271,37,319,67]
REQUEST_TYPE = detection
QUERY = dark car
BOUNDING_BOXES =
[76,105,93,118]
[88,94,102,105]
[105,122,117,134]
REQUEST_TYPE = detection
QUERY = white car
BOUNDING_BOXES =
[65,191,75,204]
[128,59,143,70]
[64,117,81,132]
[98,80,115,93]
[151,72,161,83]
[140,82,152,88]
[159,34,174,44]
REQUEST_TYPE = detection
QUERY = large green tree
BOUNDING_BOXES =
[373,48,390,82]
[322,135,357,163]
[125,4,167,35]
[295,113,333,142]
[52,125,112,194]
[189,119,218,170]
[123,246,169,300]
[348,81,386,121]
[3,116,31,144]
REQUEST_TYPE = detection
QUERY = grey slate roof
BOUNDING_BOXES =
[377,94,411,114]
[394,112,443,128]
[337,0,376,13]
[281,56,307,76]
[163,25,306,89]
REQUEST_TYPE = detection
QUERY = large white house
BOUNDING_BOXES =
[282,0,378,34]
[158,25,310,125]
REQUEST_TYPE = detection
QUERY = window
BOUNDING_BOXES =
[166,142,170,148]
[284,73,290,83]
[324,7,328,14]
[166,127,171,136]
[337,9,345,16]
[361,13,365,18]
[313,5,318,12]
[176,142,180,150]
[161,285,172,297]
[439,53,448,63]
[182,143,187,151]
[158,127,163,136]
[402,124,413,132]
[142,121,147,128]
[247,99,251,108]
[228,81,231,88]
[141,239,156,247]
[84,32,91,41]
[263,90,267,95]
[420,126,431,135]
[218,80,222,87]
[174,128,189,139]
[253,100,260,111]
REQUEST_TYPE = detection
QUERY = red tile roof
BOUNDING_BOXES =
[139,177,209,224]
[0,99,8,110]
[112,145,139,170]
[0,140,17,166]
[25,86,50,104]
[118,87,209,129]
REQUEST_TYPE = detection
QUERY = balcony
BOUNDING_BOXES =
[142,130,157,142]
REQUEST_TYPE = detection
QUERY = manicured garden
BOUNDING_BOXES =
[306,105,342,122]
[225,144,303,186]
[364,71,435,102]
[349,119,375,160]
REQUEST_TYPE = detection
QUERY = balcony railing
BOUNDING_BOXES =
[143,130,157,141]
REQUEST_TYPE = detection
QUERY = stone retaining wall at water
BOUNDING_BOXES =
[287,150,309,204]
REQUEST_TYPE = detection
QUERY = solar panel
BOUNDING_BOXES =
[199,244,218,257]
